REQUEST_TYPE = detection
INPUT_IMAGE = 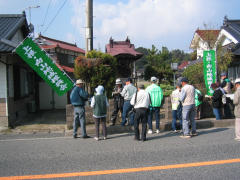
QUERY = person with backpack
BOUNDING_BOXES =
[195,88,203,120]
[210,83,223,120]
[70,79,90,139]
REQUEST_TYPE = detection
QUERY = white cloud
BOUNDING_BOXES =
[70,0,224,51]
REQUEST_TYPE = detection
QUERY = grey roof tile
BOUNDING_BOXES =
[0,13,29,52]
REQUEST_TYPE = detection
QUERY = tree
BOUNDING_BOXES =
[183,62,206,93]
[216,36,233,73]
[135,47,148,70]
[74,50,117,97]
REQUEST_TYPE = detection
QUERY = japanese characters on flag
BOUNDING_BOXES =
[203,50,217,96]
[15,37,74,96]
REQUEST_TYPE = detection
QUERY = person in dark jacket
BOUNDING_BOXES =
[110,78,124,126]
[220,72,234,118]
[211,83,223,120]
[70,79,89,138]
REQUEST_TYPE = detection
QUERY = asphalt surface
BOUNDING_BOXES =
[0,128,240,179]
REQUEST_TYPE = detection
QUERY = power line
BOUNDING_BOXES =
[43,0,68,34]
[41,0,52,33]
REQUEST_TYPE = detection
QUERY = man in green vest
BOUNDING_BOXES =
[146,77,163,134]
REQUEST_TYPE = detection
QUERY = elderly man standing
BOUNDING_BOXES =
[70,79,89,139]
[233,78,240,141]
[146,76,163,134]
[131,84,151,141]
[121,78,137,126]
[180,77,197,138]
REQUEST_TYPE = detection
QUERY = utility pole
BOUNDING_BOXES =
[85,0,93,55]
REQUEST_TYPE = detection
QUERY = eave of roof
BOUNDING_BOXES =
[0,13,29,52]
[39,35,85,54]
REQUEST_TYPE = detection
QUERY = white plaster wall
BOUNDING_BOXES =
[11,30,24,44]
[0,59,7,99]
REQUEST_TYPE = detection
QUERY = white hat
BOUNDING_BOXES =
[76,79,84,84]
[95,85,104,94]
[116,78,122,85]
[235,78,240,84]
[151,76,157,82]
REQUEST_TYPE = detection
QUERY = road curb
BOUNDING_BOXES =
[0,118,235,136]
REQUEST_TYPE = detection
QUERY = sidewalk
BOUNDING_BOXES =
[0,110,235,136]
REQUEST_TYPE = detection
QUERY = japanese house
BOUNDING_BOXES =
[0,12,36,128]
[35,35,85,110]
[105,37,143,79]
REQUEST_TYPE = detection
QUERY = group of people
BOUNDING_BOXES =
[70,77,164,141]
[70,74,240,142]
[210,72,234,120]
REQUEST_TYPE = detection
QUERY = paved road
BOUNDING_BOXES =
[0,128,240,179]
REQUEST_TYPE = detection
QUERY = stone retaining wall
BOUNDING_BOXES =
[66,97,216,130]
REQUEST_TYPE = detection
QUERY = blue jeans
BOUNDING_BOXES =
[182,104,196,135]
[73,106,87,137]
[172,110,182,131]
[148,107,160,130]
[213,108,221,120]
[122,100,134,126]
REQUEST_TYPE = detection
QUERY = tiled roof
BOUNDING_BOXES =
[56,64,74,73]
[0,13,29,52]
[105,37,143,59]
[178,61,189,70]
[196,30,220,42]
[222,18,240,42]
[38,35,85,54]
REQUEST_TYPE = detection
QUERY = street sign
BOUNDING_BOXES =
[203,50,216,96]
[15,37,74,96]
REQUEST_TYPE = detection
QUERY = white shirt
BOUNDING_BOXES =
[130,89,150,109]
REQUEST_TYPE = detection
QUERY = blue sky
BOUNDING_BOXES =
[0,0,239,52]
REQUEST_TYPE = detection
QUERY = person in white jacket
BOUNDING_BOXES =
[130,84,151,141]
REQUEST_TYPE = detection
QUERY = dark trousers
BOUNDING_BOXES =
[223,98,233,118]
[134,108,148,141]
[94,117,107,138]
[111,100,123,124]
[148,107,160,130]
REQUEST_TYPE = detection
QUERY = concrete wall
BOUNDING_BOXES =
[0,57,8,127]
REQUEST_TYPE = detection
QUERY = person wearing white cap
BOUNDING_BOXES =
[70,79,89,139]
[110,78,124,126]
[146,76,163,134]
[90,85,109,141]
[233,78,240,141]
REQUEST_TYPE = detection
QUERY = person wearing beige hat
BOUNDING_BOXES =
[233,78,240,141]
[70,79,89,139]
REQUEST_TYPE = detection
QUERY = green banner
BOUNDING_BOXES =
[203,50,216,96]
[15,37,74,96]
